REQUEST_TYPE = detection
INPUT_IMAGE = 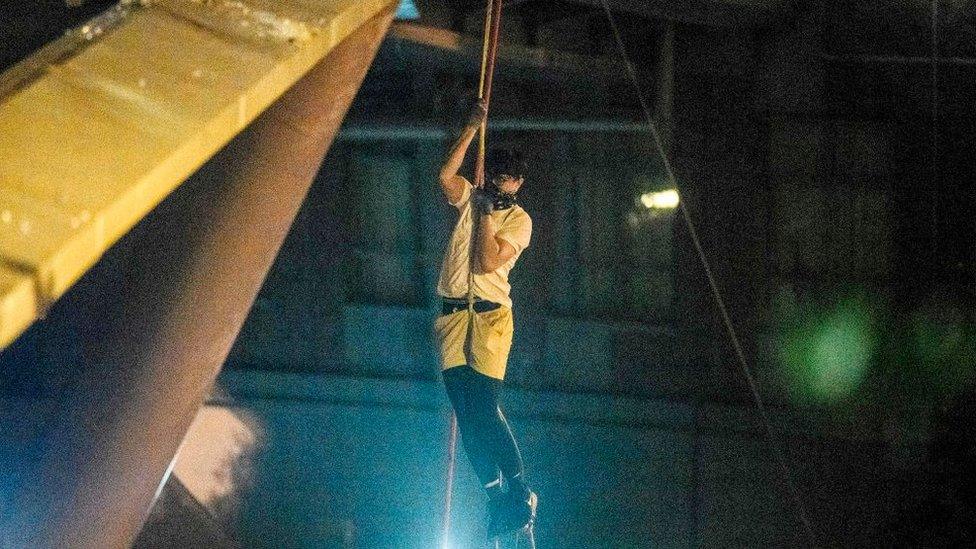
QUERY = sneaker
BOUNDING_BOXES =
[489,489,537,537]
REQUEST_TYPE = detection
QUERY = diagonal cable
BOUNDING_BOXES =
[596,1,819,546]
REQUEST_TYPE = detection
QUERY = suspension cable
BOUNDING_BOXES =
[930,0,940,251]
[595,1,819,545]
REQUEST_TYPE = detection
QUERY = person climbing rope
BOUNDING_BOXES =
[434,97,537,541]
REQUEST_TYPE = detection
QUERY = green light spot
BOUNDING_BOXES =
[777,294,876,403]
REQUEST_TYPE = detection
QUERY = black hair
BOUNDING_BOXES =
[486,148,526,183]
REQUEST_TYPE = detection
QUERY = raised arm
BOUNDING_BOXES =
[439,99,487,204]
[475,214,518,274]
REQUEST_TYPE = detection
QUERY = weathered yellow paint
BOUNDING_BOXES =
[0,0,396,350]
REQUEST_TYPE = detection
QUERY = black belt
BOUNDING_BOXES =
[441,298,502,316]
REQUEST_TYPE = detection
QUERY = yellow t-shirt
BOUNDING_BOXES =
[436,179,532,308]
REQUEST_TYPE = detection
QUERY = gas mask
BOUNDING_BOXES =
[485,176,519,210]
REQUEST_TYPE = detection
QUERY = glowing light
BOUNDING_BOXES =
[174,408,260,506]
[777,294,877,403]
[639,189,679,209]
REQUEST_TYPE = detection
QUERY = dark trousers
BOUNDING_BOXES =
[442,365,524,487]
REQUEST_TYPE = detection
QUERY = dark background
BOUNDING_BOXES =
[3,0,975,546]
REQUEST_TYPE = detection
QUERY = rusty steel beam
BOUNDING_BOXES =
[454,0,789,27]
[576,0,789,27]
[0,6,395,548]
[389,21,621,78]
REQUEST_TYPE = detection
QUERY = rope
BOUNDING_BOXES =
[442,2,504,546]
[595,1,820,546]
[930,0,940,251]
[476,0,493,190]
[441,414,458,548]
[475,0,504,189]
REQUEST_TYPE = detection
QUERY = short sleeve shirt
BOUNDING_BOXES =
[436,179,532,308]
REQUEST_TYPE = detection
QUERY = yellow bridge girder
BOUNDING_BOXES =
[0,0,397,350]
